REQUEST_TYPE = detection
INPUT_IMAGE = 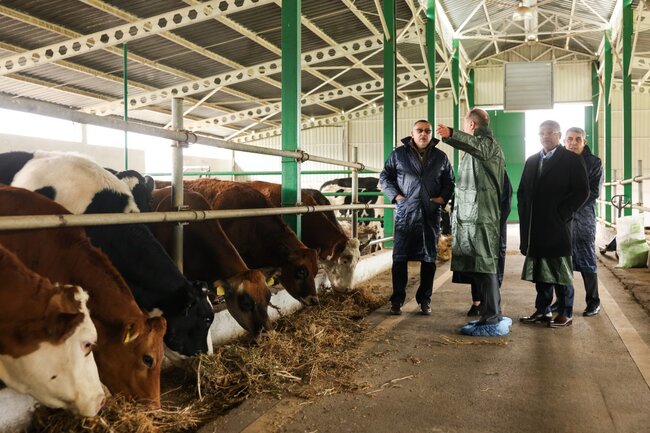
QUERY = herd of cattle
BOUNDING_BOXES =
[0,150,378,418]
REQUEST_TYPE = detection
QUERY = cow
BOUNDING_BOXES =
[0,151,213,359]
[150,187,273,336]
[0,185,166,406]
[246,181,360,292]
[0,244,105,417]
[182,179,320,306]
[319,176,384,252]
[319,176,384,224]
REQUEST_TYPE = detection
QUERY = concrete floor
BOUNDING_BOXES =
[200,225,650,433]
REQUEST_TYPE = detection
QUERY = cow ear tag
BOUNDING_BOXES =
[266,277,275,286]
[215,285,226,296]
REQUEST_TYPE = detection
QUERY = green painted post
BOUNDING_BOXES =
[590,62,599,158]
[452,39,460,172]
[123,42,128,170]
[426,0,436,123]
[622,0,633,216]
[467,68,475,109]
[604,33,613,223]
[383,0,396,245]
[281,0,301,236]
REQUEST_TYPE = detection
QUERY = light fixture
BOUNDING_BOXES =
[513,2,533,21]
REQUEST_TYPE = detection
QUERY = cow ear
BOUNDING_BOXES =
[145,175,155,194]
[122,323,140,344]
[258,267,282,286]
[213,280,230,298]
[47,312,84,342]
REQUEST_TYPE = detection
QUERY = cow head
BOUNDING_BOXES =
[322,238,361,293]
[110,169,155,212]
[215,268,276,336]
[92,316,166,407]
[0,285,105,417]
[163,281,215,358]
[278,247,320,305]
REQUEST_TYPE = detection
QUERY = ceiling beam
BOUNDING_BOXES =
[0,4,268,127]
[85,30,422,115]
[0,0,275,76]
[186,68,435,131]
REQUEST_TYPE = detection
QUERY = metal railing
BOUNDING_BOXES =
[597,160,649,228]
[0,95,395,249]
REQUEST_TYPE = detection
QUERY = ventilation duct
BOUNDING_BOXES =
[504,62,553,111]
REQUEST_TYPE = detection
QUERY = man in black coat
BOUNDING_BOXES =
[380,120,455,315]
[518,120,589,328]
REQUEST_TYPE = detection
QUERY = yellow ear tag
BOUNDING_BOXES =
[123,330,133,344]
[266,277,275,286]
[216,285,226,296]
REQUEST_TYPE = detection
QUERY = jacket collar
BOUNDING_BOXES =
[400,136,440,147]
[474,126,493,137]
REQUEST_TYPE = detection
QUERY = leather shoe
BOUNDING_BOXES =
[390,302,402,315]
[420,302,432,315]
[467,304,481,317]
[583,305,601,317]
[519,311,552,324]
[548,315,573,328]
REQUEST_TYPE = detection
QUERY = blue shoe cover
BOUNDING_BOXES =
[461,316,512,336]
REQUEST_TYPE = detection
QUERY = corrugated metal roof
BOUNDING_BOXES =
[0,0,640,141]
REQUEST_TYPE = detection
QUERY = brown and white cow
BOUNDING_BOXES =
[247,181,361,292]
[183,179,320,306]
[0,244,105,417]
[150,187,273,336]
[0,185,166,407]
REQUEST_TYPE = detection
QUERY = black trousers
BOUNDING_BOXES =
[466,272,501,324]
[581,272,600,310]
[538,282,574,317]
[390,260,436,306]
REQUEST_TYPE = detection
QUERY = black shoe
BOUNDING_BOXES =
[519,311,552,324]
[420,302,432,315]
[467,304,481,317]
[550,303,559,313]
[390,302,402,315]
[548,315,573,328]
[583,305,601,317]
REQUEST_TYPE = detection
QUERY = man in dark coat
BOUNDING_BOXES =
[518,120,589,328]
[437,108,511,336]
[380,119,455,315]
[564,126,603,316]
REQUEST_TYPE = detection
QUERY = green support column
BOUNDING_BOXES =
[589,62,599,158]
[426,0,436,122]
[467,68,475,109]
[281,0,301,236]
[123,42,129,170]
[622,0,633,216]
[383,0,396,244]
[452,39,460,172]
[604,33,613,223]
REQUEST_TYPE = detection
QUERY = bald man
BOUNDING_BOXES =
[437,108,511,336]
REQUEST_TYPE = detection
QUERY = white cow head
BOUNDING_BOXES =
[0,286,105,417]
[322,238,361,293]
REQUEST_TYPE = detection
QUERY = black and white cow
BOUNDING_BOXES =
[0,151,214,358]
[319,176,384,250]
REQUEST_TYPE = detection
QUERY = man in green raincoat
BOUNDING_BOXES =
[436,108,511,336]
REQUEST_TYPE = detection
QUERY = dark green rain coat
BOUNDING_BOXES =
[442,127,505,274]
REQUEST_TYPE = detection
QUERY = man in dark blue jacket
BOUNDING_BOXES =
[380,120,455,315]
[564,126,603,316]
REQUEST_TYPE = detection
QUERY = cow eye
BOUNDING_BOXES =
[295,268,308,279]
[142,354,155,369]
[82,341,95,356]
